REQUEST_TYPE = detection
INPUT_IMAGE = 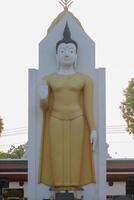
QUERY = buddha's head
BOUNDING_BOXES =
[56,23,78,68]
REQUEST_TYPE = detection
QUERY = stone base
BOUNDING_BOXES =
[43,192,82,200]
[55,192,74,200]
[43,199,81,200]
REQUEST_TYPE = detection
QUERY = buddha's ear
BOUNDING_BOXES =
[56,54,60,68]
[74,54,78,69]
[56,54,59,62]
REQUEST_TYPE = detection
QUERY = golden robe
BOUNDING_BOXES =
[39,72,96,188]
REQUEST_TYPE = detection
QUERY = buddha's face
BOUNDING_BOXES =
[57,43,77,67]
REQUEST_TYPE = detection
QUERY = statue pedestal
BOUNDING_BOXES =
[43,199,81,200]
[55,192,74,200]
[43,190,83,200]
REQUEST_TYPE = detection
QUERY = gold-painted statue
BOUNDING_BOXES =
[38,23,97,190]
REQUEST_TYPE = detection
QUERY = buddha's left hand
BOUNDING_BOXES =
[90,130,97,151]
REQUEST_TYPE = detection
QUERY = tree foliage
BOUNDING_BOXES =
[120,78,134,135]
[0,116,4,134]
[0,145,25,159]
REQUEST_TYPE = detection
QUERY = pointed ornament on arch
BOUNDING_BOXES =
[59,0,74,11]
[47,0,84,33]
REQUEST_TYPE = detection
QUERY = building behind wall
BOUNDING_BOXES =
[0,159,134,199]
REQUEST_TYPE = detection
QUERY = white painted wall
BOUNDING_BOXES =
[106,182,126,196]
[9,182,28,198]
[9,181,126,198]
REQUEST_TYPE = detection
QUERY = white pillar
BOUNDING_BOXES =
[97,68,106,200]
[28,69,38,200]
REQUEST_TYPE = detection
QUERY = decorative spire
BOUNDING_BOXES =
[56,22,78,53]
[59,0,74,11]
[63,22,71,42]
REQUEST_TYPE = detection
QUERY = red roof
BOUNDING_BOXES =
[0,159,134,182]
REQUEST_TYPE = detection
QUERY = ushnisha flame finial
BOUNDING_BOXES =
[59,0,74,11]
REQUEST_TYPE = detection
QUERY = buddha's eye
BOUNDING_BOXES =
[69,48,75,53]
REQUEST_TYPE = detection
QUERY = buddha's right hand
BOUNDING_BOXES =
[39,79,48,99]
